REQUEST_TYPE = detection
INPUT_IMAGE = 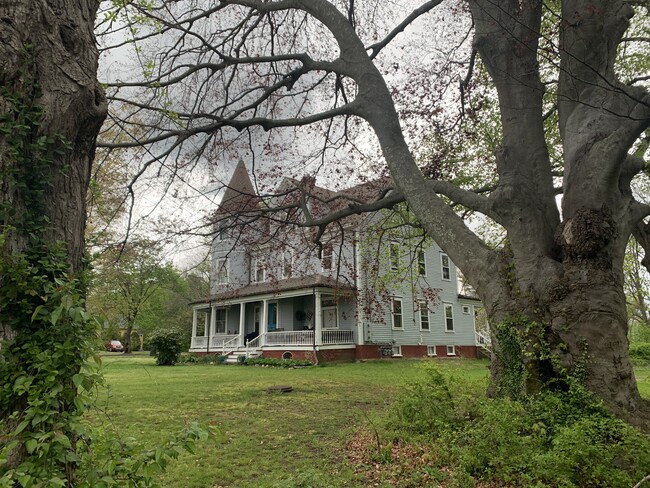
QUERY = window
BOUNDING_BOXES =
[216,258,229,284]
[462,305,471,314]
[253,257,266,282]
[390,242,400,270]
[215,308,227,334]
[444,303,454,332]
[418,301,430,331]
[417,249,426,276]
[427,345,437,357]
[215,220,228,241]
[446,345,456,356]
[282,251,293,279]
[441,253,451,280]
[391,298,403,329]
[321,245,333,271]
[392,345,402,357]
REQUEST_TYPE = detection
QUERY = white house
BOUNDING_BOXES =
[190,161,484,362]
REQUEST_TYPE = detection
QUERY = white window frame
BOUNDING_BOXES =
[392,345,402,357]
[427,345,437,357]
[417,248,426,276]
[216,257,229,284]
[440,253,451,281]
[321,245,333,272]
[253,257,266,283]
[391,298,403,330]
[446,345,456,356]
[214,307,228,334]
[215,221,227,242]
[444,303,455,332]
[462,305,471,314]
[390,242,400,271]
[418,300,430,331]
[282,251,293,279]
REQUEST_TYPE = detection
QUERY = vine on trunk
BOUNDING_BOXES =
[0,46,208,486]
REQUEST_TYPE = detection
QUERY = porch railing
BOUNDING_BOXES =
[222,335,240,356]
[266,330,314,346]
[191,329,355,350]
[475,331,491,351]
[322,329,354,345]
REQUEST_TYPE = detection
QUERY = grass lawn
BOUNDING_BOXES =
[94,357,650,488]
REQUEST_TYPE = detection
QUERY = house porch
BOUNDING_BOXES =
[189,284,359,355]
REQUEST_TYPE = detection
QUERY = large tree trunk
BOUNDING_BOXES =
[0,0,106,279]
[482,236,649,429]
[0,0,107,476]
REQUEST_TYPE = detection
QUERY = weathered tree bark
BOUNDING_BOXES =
[0,0,106,280]
[0,0,107,474]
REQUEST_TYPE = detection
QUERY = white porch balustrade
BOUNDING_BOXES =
[322,329,354,345]
[192,330,354,350]
[265,330,315,346]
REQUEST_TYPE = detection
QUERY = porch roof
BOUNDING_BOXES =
[191,274,355,306]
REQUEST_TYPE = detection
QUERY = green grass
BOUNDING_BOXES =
[92,358,649,487]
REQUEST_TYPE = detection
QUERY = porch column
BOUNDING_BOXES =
[314,291,323,346]
[238,302,246,346]
[262,299,268,333]
[209,305,216,346]
[192,308,198,337]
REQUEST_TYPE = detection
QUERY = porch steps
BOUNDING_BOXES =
[224,349,262,364]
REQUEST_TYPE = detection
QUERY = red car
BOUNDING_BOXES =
[106,340,124,352]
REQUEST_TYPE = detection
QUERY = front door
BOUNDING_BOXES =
[267,302,278,331]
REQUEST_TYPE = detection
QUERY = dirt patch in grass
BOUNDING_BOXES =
[345,428,511,488]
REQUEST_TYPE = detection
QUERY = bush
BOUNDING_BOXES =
[148,329,183,365]
[630,343,650,363]
[388,366,650,487]
[177,354,224,365]
[244,357,312,368]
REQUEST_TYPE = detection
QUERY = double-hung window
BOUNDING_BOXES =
[391,298,403,329]
[321,245,333,271]
[282,251,293,279]
[444,303,454,332]
[419,300,430,331]
[441,253,451,280]
[216,258,229,284]
[253,257,266,283]
[417,249,426,276]
[390,242,400,271]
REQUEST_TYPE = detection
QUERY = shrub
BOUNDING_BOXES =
[630,343,650,363]
[388,366,650,487]
[243,357,312,368]
[148,329,183,366]
[177,354,224,365]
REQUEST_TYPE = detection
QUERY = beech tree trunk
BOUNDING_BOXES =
[0,0,106,474]
[0,0,106,309]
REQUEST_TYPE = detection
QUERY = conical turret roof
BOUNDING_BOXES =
[217,160,259,215]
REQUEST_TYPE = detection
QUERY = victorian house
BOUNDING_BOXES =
[190,161,484,362]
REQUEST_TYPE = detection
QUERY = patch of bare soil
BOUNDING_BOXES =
[344,428,512,487]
